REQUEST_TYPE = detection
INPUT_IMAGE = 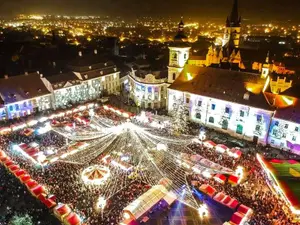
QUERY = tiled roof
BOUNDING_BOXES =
[0,73,50,104]
[274,103,300,124]
[169,65,272,110]
[45,72,81,90]
[189,55,206,60]
[80,66,119,80]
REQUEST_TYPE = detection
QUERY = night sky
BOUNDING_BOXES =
[1,0,299,22]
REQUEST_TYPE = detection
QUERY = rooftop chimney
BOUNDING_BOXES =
[25,72,28,75]
[37,71,40,74]
[78,51,82,57]
[94,49,98,55]
[40,74,43,78]
[53,61,56,67]
[4,75,8,79]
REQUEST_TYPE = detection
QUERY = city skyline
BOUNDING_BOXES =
[1,0,300,23]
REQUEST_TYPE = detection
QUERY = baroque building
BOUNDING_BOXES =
[167,0,300,154]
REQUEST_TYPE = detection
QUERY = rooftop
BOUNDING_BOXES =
[169,65,272,110]
[0,73,50,104]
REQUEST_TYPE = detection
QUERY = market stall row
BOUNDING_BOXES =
[0,150,83,225]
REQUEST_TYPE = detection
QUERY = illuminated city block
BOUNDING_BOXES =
[168,89,272,145]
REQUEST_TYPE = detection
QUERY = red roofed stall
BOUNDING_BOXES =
[25,179,38,189]
[8,165,20,172]
[226,199,239,210]
[237,204,253,217]
[30,185,46,197]
[63,212,82,225]
[199,184,216,197]
[228,175,239,186]
[54,204,72,221]
[230,212,246,225]
[19,174,31,183]
[38,193,57,209]
[14,169,26,177]
[203,140,216,149]
[214,174,226,184]
[213,192,226,202]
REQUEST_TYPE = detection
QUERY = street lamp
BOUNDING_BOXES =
[199,130,206,142]
[198,204,208,219]
[97,196,106,219]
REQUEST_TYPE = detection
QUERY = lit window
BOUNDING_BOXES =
[236,124,243,134]
[240,110,244,117]
[211,104,216,110]
[257,115,262,122]
[255,125,260,132]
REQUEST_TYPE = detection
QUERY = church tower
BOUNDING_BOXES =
[222,0,241,49]
[168,19,190,83]
[261,51,271,78]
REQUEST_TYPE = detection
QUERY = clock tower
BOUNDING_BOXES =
[168,19,190,83]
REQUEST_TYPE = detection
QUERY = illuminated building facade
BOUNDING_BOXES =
[168,65,273,145]
[128,70,168,109]
[41,63,120,109]
[0,56,120,119]
[0,73,52,119]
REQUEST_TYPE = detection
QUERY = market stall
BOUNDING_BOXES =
[63,212,82,225]
[214,174,227,184]
[54,203,72,221]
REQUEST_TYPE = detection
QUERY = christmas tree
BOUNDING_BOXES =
[171,100,188,134]
[9,214,33,225]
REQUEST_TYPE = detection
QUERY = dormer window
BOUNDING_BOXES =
[25,91,29,96]
[38,88,42,93]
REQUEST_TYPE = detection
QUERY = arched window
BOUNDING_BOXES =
[196,113,201,119]
[222,120,228,130]
[236,124,243,134]
[209,116,214,124]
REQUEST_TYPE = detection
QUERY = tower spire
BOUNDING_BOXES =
[229,0,240,27]
[174,17,187,42]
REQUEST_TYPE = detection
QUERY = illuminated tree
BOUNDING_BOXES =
[9,214,33,225]
[171,100,188,134]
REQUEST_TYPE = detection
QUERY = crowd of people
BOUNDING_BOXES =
[188,142,299,225]
[0,105,300,225]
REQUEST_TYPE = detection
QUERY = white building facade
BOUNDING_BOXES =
[168,89,273,145]
[129,71,168,109]
[268,118,300,151]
